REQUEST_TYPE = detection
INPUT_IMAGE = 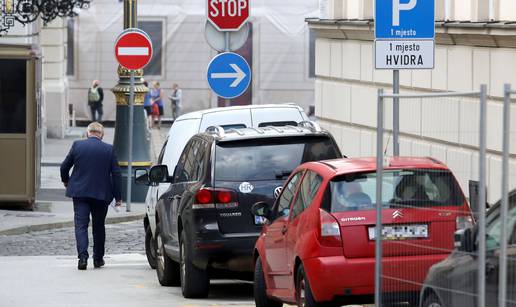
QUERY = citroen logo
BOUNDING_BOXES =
[393,210,404,219]
[274,187,283,199]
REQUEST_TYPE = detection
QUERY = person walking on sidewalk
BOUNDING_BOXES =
[88,80,104,122]
[143,80,153,129]
[169,83,182,120]
[150,81,164,129]
[60,122,122,270]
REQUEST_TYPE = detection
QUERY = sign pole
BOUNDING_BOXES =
[224,31,231,107]
[393,69,400,156]
[127,70,135,212]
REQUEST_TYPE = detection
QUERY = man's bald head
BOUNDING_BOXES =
[87,122,104,139]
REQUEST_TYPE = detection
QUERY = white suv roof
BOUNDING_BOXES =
[172,104,305,122]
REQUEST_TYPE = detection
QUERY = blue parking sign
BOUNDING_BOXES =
[375,0,435,39]
[207,52,251,99]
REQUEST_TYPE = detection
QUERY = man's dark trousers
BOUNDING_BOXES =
[73,197,109,261]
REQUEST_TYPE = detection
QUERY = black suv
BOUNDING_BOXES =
[136,123,342,298]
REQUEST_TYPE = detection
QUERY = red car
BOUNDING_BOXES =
[251,157,473,307]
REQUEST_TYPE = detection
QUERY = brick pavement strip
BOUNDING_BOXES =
[0,221,145,256]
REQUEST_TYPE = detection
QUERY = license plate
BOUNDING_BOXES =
[254,215,267,225]
[368,224,428,240]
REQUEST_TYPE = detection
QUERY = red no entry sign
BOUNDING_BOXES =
[207,0,249,31]
[114,28,153,70]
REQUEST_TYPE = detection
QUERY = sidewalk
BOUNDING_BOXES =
[0,126,168,236]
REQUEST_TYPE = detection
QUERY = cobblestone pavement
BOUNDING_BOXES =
[0,220,145,256]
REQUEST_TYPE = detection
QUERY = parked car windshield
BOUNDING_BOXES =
[329,169,465,212]
[215,136,339,181]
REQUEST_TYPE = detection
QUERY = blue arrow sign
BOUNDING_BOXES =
[375,0,435,39]
[207,52,251,99]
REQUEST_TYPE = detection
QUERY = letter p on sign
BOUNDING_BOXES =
[392,0,417,26]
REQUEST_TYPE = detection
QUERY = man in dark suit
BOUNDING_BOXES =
[60,122,122,270]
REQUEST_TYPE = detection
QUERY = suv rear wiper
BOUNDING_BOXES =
[275,170,292,179]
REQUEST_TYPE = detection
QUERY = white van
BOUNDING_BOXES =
[143,104,309,268]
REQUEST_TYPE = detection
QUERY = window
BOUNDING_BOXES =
[157,140,168,164]
[66,19,75,76]
[173,141,193,183]
[138,20,163,76]
[275,172,303,219]
[214,136,339,181]
[487,206,516,250]
[291,171,323,220]
[329,169,465,213]
[183,139,200,181]
[0,59,26,134]
[308,29,316,78]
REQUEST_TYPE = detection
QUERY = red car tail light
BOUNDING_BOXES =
[216,190,233,203]
[193,188,238,209]
[319,209,342,247]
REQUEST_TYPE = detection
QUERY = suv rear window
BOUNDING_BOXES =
[328,169,465,212]
[215,136,340,181]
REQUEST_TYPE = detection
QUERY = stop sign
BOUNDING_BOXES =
[207,0,249,31]
[114,29,153,70]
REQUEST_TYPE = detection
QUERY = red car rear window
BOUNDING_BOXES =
[328,169,465,212]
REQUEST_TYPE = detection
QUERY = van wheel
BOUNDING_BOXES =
[422,292,443,307]
[254,257,283,307]
[155,223,180,286]
[296,265,325,307]
[145,225,157,269]
[180,230,209,298]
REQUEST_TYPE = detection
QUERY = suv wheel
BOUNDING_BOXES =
[145,225,157,269]
[422,292,443,307]
[180,230,209,298]
[155,223,180,286]
[254,257,282,307]
[296,265,324,307]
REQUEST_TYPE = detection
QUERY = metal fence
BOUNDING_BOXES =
[373,84,514,306]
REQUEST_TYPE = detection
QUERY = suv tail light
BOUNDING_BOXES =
[456,215,474,230]
[319,209,342,247]
[193,188,238,209]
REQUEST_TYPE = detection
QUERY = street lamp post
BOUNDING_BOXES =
[112,0,151,207]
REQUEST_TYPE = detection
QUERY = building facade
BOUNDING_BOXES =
[310,0,516,203]
[68,0,318,121]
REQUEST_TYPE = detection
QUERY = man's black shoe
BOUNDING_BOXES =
[93,259,105,268]
[78,259,87,270]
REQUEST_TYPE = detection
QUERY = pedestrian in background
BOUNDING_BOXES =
[143,80,153,129]
[169,83,182,120]
[150,81,164,129]
[60,122,122,270]
[88,80,104,122]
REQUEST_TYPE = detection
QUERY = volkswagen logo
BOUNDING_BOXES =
[392,210,404,219]
[273,187,283,199]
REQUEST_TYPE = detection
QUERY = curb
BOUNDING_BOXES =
[0,213,145,236]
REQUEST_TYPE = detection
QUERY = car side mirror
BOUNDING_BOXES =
[251,201,272,220]
[134,169,151,186]
[455,228,475,253]
[468,180,490,221]
[149,165,170,184]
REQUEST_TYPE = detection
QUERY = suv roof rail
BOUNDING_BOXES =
[284,125,305,133]
[227,128,245,136]
[265,126,285,133]
[206,126,225,138]
[247,127,265,134]
[299,121,322,132]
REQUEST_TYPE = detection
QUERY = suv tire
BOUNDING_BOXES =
[155,223,180,286]
[296,265,325,307]
[254,257,283,307]
[145,225,157,269]
[180,230,209,298]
